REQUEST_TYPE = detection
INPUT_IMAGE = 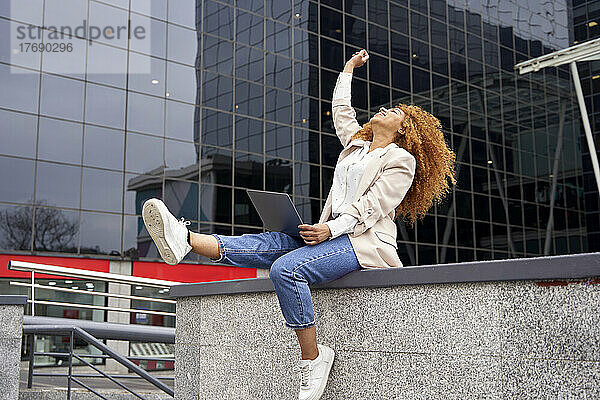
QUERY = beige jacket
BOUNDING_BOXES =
[319,74,416,269]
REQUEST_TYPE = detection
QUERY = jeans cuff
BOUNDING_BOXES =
[285,319,315,329]
[209,234,226,263]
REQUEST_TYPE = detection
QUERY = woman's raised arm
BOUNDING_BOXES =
[331,50,369,148]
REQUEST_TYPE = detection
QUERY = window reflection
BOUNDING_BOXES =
[200,184,232,223]
[203,35,233,75]
[0,204,33,250]
[266,88,292,124]
[201,109,233,148]
[321,38,343,71]
[41,73,84,121]
[128,53,165,96]
[321,134,342,167]
[166,62,197,104]
[204,1,234,40]
[294,129,319,164]
[85,83,126,129]
[0,156,34,204]
[265,123,292,159]
[266,20,291,57]
[38,117,83,165]
[33,205,78,253]
[164,179,199,221]
[294,162,320,198]
[201,146,233,186]
[0,64,39,113]
[127,92,165,136]
[236,44,264,83]
[87,42,127,88]
[130,13,167,58]
[35,161,81,209]
[167,24,199,67]
[168,0,197,28]
[235,116,263,154]
[368,0,388,27]
[203,72,233,111]
[266,157,292,192]
[165,139,198,171]
[369,24,388,56]
[81,167,123,213]
[369,53,389,86]
[266,54,292,90]
[0,110,37,158]
[234,152,263,189]
[80,211,122,255]
[320,6,342,41]
[236,80,263,118]
[166,100,198,142]
[125,132,163,174]
[345,16,366,48]
[237,10,263,47]
[234,188,262,226]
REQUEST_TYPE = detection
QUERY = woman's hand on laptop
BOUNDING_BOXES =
[298,224,332,245]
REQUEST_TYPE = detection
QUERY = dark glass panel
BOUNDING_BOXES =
[294,129,320,164]
[202,72,233,111]
[80,211,122,255]
[81,167,123,213]
[320,6,343,41]
[204,0,234,39]
[200,184,232,224]
[294,162,320,197]
[234,152,263,189]
[265,123,292,159]
[201,146,233,186]
[235,116,263,154]
[368,24,388,56]
[234,188,262,226]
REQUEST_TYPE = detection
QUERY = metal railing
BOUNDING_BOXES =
[23,324,174,399]
[8,260,179,399]
[8,260,178,317]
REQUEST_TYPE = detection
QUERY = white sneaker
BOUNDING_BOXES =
[142,198,192,265]
[295,344,335,400]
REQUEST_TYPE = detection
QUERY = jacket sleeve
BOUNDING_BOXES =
[341,151,416,237]
[332,72,363,148]
[324,213,359,240]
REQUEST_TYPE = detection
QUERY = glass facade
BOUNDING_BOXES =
[572,0,600,251]
[0,0,591,268]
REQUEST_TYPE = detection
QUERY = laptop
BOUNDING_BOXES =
[245,189,304,238]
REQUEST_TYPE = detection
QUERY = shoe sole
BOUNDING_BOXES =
[142,199,178,265]
[313,346,335,400]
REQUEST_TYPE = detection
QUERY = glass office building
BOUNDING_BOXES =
[572,0,600,251]
[0,0,591,271]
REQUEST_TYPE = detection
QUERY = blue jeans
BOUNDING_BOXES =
[210,231,362,329]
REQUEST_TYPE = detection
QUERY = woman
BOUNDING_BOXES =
[142,49,456,400]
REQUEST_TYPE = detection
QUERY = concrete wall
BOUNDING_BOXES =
[174,277,600,399]
[106,260,132,374]
[0,296,26,400]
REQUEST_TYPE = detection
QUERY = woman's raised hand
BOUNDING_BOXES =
[348,49,369,68]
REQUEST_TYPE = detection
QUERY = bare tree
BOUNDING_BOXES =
[0,200,78,252]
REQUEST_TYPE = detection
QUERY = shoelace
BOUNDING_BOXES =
[178,217,191,227]
[294,363,311,388]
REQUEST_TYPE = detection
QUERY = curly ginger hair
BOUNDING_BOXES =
[349,103,457,229]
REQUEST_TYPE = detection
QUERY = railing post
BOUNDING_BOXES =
[68,329,73,400]
[27,334,35,388]
[30,271,35,316]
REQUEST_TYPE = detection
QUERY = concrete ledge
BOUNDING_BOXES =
[172,252,600,399]
[0,296,25,400]
[170,252,600,297]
